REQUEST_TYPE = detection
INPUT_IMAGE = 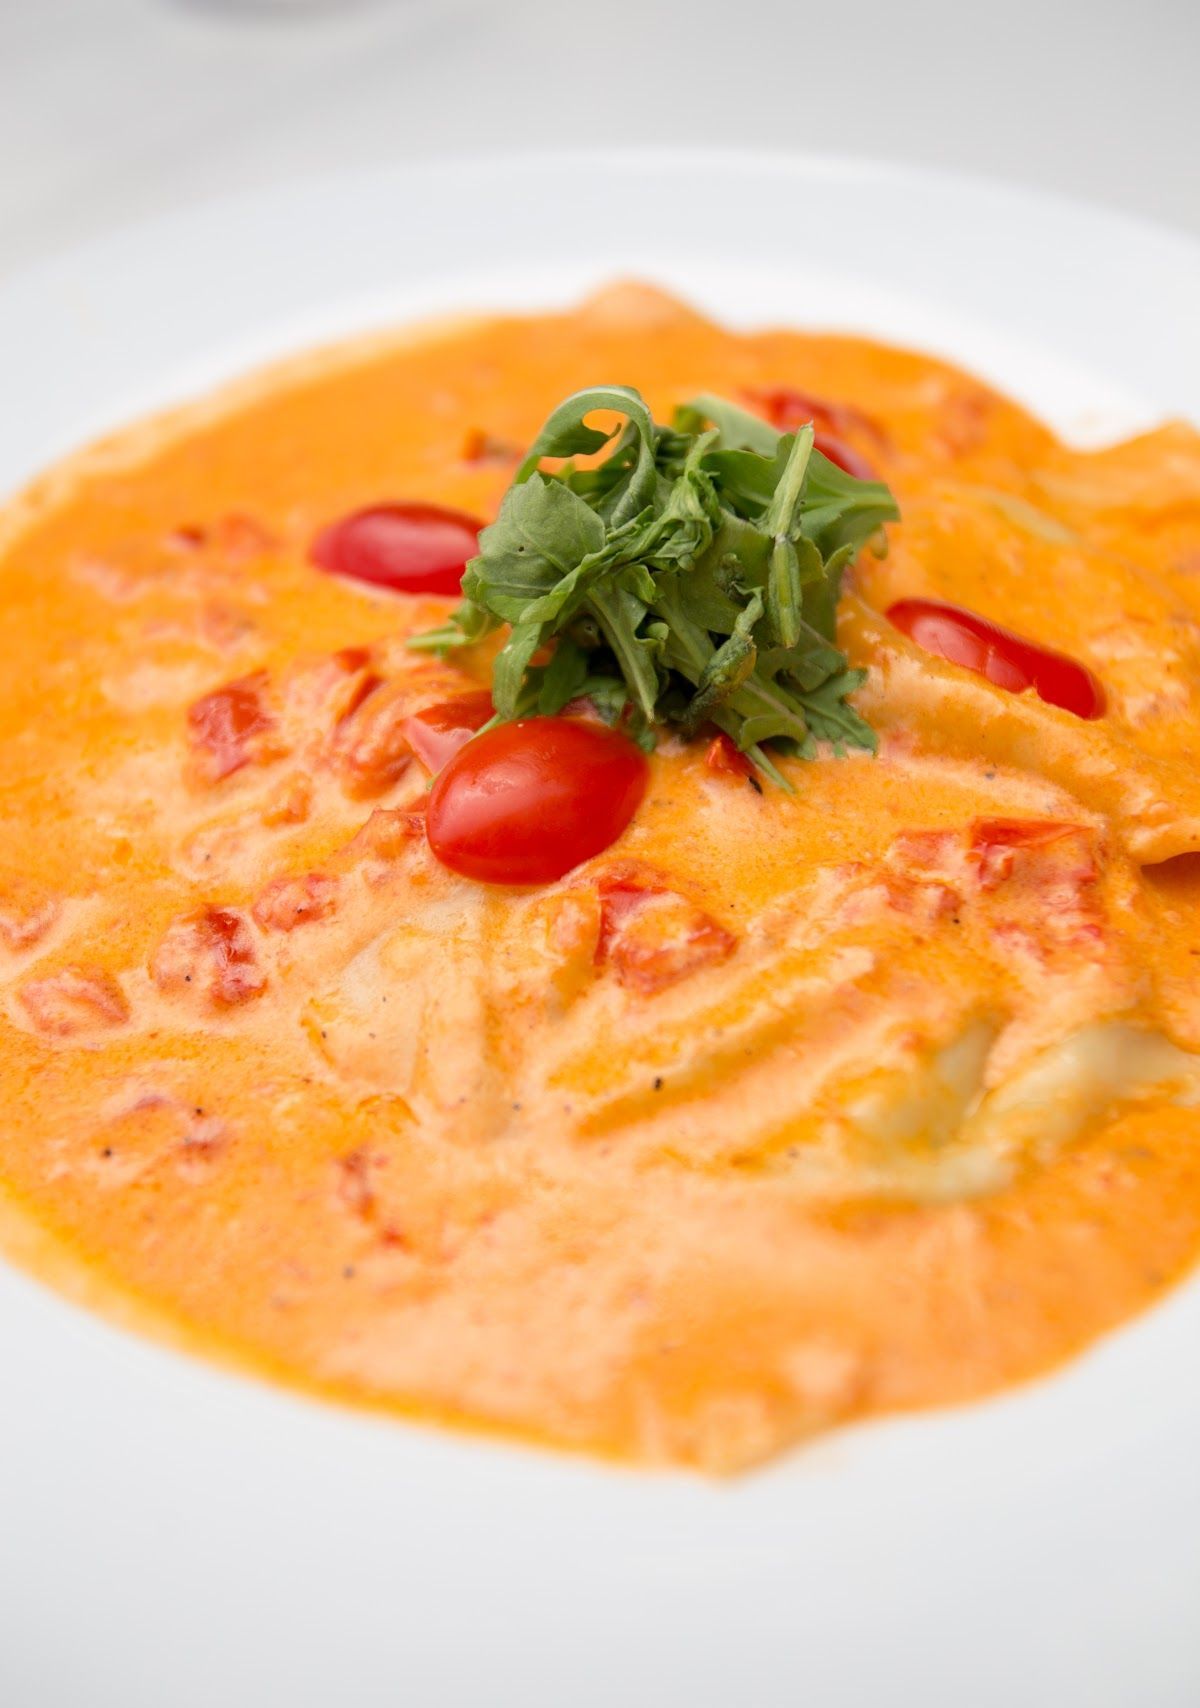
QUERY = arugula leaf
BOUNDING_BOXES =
[682,393,781,456]
[462,477,606,622]
[411,385,899,785]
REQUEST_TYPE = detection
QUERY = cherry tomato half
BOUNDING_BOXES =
[310,502,482,597]
[401,690,495,774]
[886,597,1105,720]
[427,717,648,885]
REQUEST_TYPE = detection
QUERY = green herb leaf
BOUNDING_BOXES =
[412,384,899,784]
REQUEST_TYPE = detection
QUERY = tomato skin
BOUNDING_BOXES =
[427,718,648,885]
[401,691,495,774]
[886,597,1106,720]
[310,502,481,597]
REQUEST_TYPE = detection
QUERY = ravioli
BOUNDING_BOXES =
[1,283,1200,1470]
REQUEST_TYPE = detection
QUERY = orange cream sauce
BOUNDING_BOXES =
[2,283,1200,1470]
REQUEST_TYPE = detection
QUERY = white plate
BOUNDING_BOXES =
[2,153,1198,1708]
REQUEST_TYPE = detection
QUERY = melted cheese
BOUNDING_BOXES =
[1,282,1199,1470]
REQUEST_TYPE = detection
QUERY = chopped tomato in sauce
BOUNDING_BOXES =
[252,873,340,932]
[704,732,755,781]
[150,907,265,1008]
[187,672,274,781]
[401,691,494,774]
[595,865,736,993]
[968,819,1085,889]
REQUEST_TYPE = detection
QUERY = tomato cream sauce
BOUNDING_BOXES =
[2,282,1200,1471]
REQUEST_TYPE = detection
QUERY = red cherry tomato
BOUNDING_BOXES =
[401,690,495,774]
[427,717,648,885]
[886,598,1105,720]
[310,502,482,597]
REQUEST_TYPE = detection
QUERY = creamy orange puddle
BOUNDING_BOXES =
[2,283,1200,1471]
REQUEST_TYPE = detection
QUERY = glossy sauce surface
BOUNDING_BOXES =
[2,284,1200,1470]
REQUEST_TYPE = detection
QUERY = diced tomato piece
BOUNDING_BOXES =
[704,732,755,780]
[885,819,1104,956]
[460,428,521,466]
[168,513,276,560]
[327,680,415,797]
[18,965,129,1036]
[886,598,1106,720]
[968,819,1082,890]
[261,773,313,828]
[289,648,379,722]
[150,906,265,1007]
[879,830,966,921]
[594,864,736,993]
[0,881,61,952]
[331,808,428,888]
[251,873,340,932]
[401,691,494,774]
[187,672,274,781]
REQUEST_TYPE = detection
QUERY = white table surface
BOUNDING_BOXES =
[1,0,1198,279]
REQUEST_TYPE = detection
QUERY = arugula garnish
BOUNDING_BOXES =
[410,386,899,786]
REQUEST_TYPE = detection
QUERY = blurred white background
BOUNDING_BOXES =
[1,0,1198,275]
